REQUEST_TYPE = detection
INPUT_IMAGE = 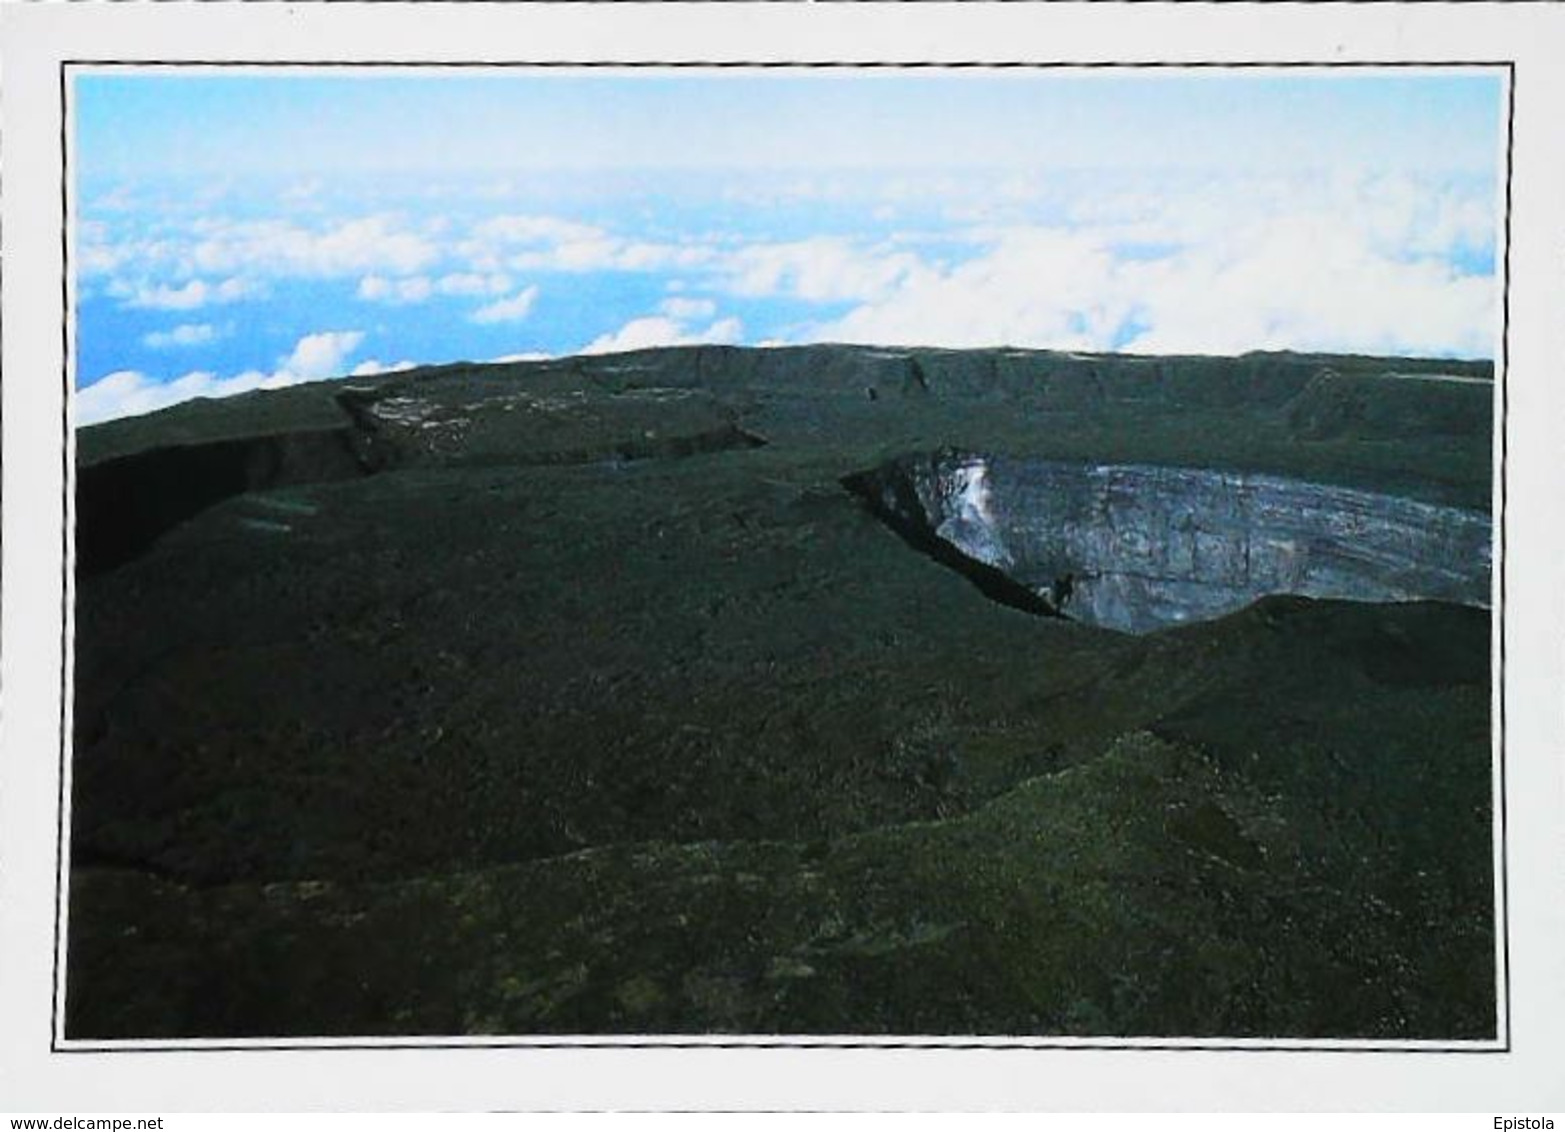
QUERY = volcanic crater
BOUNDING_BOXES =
[844,450,1492,633]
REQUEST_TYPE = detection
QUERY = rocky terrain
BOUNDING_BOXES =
[67,344,1496,1040]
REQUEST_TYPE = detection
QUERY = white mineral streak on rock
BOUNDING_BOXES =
[1384,372,1493,386]
[369,397,435,426]
[932,457,1013,571]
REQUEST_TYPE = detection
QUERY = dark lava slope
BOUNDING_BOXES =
[67,345,1496,1040]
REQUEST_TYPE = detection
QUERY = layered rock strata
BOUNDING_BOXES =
[847,450,1492,633]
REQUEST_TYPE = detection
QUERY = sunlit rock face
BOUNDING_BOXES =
[848,451,1492,634]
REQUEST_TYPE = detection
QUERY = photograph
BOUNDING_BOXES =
[62,64,1504,1045]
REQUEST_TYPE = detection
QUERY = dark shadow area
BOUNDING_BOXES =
[75,427,379,578]
[840,467,1066,620]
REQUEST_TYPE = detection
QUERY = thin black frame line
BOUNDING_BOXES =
[53,56,1515,1056]
[806,0,1553,4]
[814,0,1557,4]
[51,59,72,1055]
[42,1,1565,5]
[52,1039,1511,1055]
[1497,60,1515,1054]
[44,0,1565,5]
[63,59,1517,69]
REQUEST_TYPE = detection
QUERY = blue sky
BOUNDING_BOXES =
[73,68,1505,424]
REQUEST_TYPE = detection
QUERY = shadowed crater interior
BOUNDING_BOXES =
[844,448,1493,633]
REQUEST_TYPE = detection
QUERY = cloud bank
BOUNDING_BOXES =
[76,329,381,426]
[76,166,1499,424]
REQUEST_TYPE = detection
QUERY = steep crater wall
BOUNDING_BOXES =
[77,389,767,580]
[845,451,1492,634]
[75,427,380,578]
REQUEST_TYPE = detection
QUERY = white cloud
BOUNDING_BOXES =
[79,171,1497,372]
[76,369,267,427]
[79,221,139,276]
[466,213,716,276]
[435,272,513,297]
[488,351,555,364]
[142,322,223,349]
[357,274,435,304]
[582,313,743,356]
[76,329,374,427]
[726,237,926,303]
[1113,212,1494,358]
[474,215,602,246]
[506,238,713,275]
[358,271,515,304]
[281,330,366,380]
[184,214,440,279]
[471,285,540,324]
[800,174,1498,359]
[810,228,1116,351]
[85,214,444,306]
[659,297,717,320]
[349,358,419,377]
[281,178,324,203]
[88,185,139,213]
[120,276,258,311]
[75,371,175,426]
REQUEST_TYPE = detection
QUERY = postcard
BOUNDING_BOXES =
[2,1,1562,1114]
